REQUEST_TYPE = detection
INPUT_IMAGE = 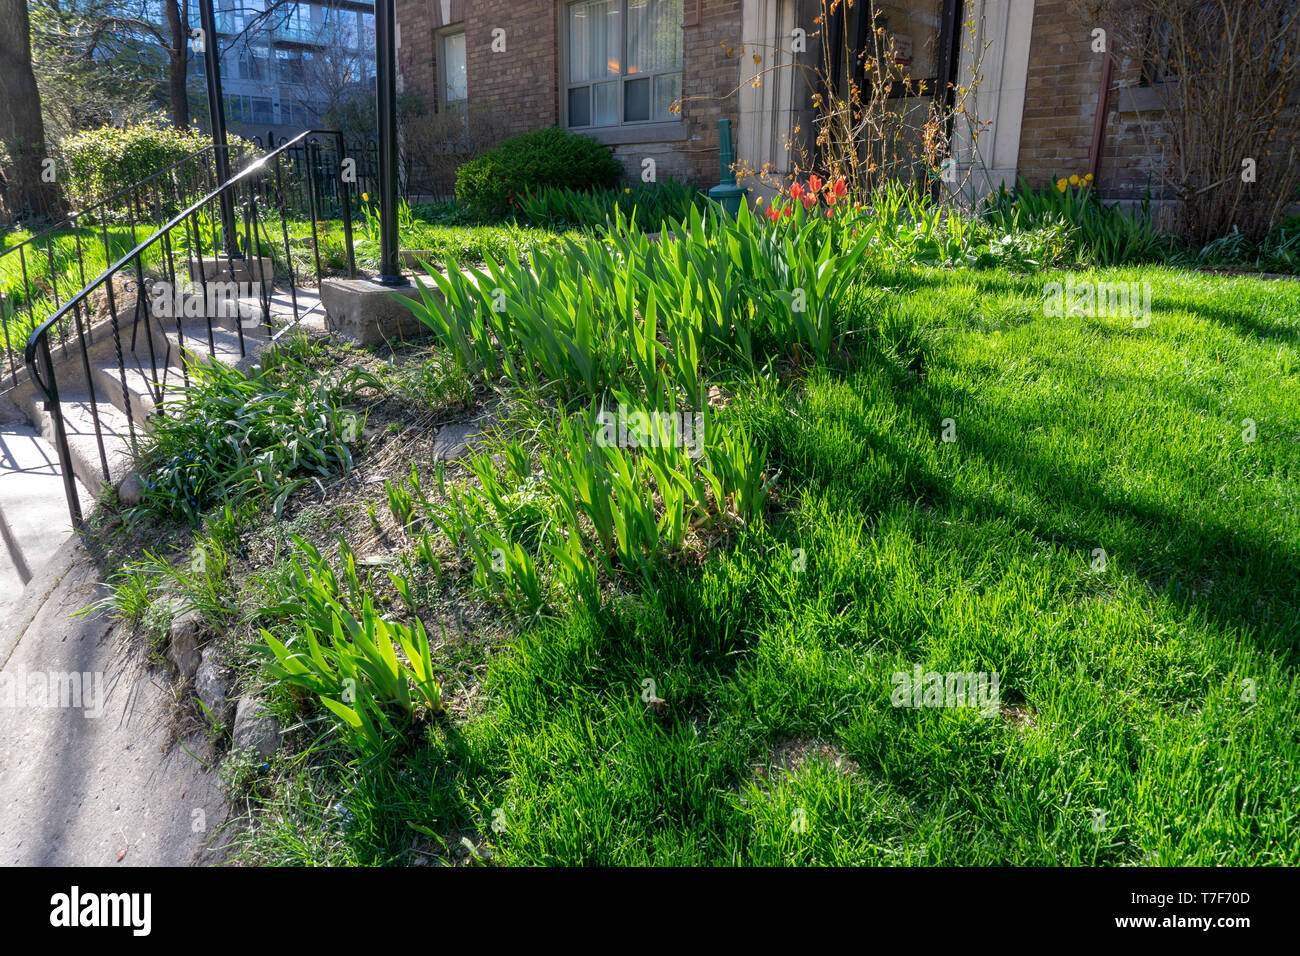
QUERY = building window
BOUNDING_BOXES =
[251,97,273,125]
[1140,4,1298,87]
[224,94,248,123]
[235,50,268,82]
[440,30,468,106]
[276,49,305,85]
[1140,18,1178,86]
[565,0,682,128]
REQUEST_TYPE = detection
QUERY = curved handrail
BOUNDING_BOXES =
[22,129,338,399]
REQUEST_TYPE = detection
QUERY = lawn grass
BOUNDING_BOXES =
[229,264,1299,866]
[0,224,154,352]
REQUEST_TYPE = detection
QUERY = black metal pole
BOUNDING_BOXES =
[374,0,406,285]
[199,0,240,258]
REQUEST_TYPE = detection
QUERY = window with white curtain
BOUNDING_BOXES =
[441,30,468,105]
[566,0,683,128]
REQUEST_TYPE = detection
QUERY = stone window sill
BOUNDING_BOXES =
[574,122,689,146]
[1116,83,1174,114]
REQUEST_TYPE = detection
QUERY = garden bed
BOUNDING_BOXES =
[79,192,1300,865]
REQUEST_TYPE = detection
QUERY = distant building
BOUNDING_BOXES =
[189,0,377,143]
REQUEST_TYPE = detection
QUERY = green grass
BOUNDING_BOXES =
[0,224,156,353]
[234,264,1300,866]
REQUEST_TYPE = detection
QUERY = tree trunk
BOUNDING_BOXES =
[0,0,63,221]
[165,0,190,128]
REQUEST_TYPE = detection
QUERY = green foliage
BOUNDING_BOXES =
[380,351,473,413]
[406,199,875,402]
[454,127,622,216]
[134,344,371,523]
[423,392,768,616]
[60,121,255,210]
[371,222,574,267]
[79,523,237,650]
[984,177,1170,266]
[1179,216,1300,273]
[84,564,153,624]
[262,536,443,758]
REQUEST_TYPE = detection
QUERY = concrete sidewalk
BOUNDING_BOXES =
[0,537,231,866]
[0,418,90,624]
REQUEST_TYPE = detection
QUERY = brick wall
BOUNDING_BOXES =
[1016,0,1172,201]
[672,0,743,186]
[394,0,743,187]
[400,0,559,139]
[462,1,559,138]
[395,0,440,105]
[1015,1,1104,190]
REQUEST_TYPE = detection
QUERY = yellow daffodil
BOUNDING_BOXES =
[362,192,369,202]
[1084,173,1094,182]
[1056,178,1068,193]
[1069,174,1081,186]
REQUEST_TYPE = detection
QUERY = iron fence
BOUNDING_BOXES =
[16,129,356,528]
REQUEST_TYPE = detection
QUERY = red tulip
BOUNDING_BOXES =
[765,204,780,222]
[789,182,805,200]
[808,174,823,194]
[802,193,817,209]
[832,176,848,199]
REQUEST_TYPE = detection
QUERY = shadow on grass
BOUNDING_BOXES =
[778,318,1300,664]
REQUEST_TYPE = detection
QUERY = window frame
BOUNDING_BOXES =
[438,26,469,111]
[562,0,684,131]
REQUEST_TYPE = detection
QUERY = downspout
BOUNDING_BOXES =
[1088,55,1114,186]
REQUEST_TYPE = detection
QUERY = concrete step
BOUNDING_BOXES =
[162,307,270,375]
[33,387,136,495]
[2,281,311,504]
[91,356,180,424]
[87,303,272,421]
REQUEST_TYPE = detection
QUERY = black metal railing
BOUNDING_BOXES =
[250,130,456,204]
[0,145,245,384]
[18,129,356,529]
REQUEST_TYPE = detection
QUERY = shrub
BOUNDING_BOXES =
[1082,0,1300,243]
[60,121,256,211]
[454,127,622,216]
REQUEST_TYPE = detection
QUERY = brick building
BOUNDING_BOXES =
[391,0,1289,206]
[395,0,755,186]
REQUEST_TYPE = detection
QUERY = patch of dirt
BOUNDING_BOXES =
[758,737,859,781]
[999,703,1038,732]
[81,336,515,762]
